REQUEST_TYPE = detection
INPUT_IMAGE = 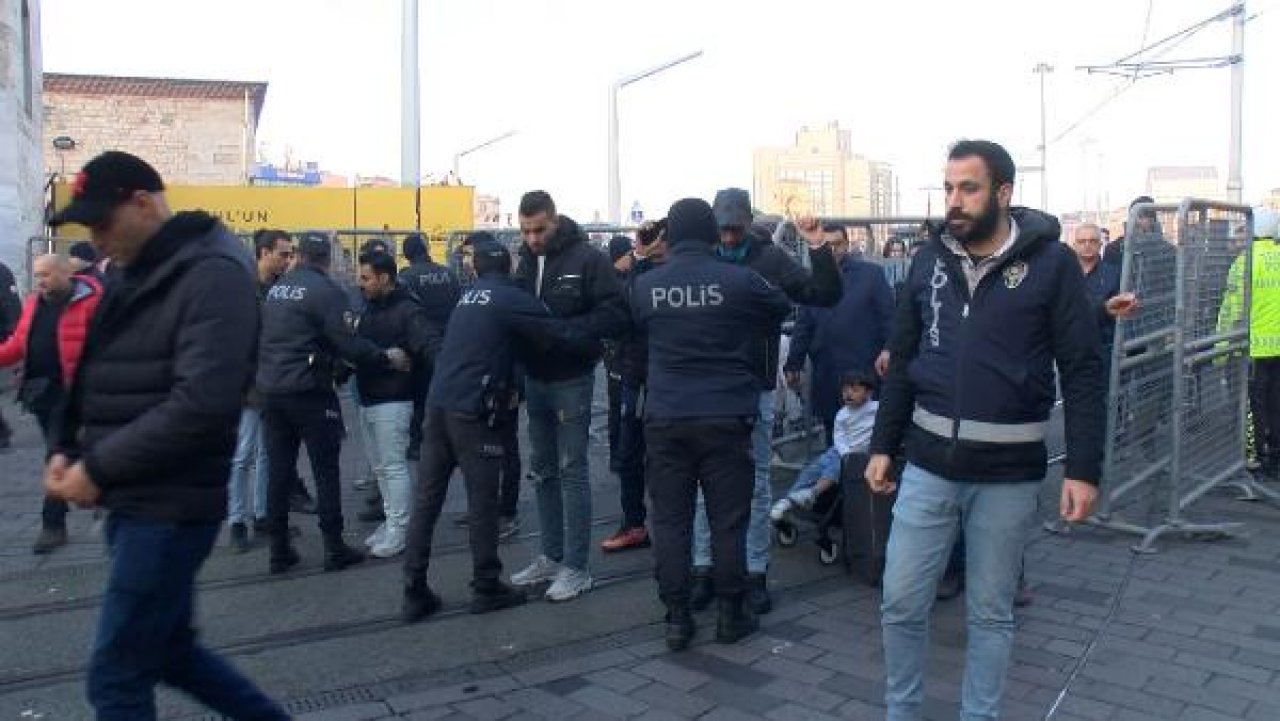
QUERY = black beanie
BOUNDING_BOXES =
[665,198,718,246]
[402,233,428,261]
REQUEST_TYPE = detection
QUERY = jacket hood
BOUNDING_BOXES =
[128,211,252,278]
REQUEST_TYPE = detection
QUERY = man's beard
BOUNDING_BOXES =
[946,192,1001,248]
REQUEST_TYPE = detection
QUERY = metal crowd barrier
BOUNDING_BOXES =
[1088,200,1257,552]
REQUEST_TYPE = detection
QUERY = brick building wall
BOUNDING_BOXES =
[42,74,266,186]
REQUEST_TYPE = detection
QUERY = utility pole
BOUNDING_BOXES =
[400,0,420,187]
[1033,62,1054,211]
[1227,2,1245,203]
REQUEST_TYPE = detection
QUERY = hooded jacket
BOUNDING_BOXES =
[513,215,627,381]
[868,208,1106,485]
[54,211,258,522]
[719,229,843,389]
[355,285,440,404]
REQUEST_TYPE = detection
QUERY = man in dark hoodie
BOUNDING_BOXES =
[44,151,287,720]
[689,188,842,615]
[508,190,627,603]
[866,140,1104,721]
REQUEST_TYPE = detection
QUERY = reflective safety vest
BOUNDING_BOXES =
[1219,237,1280,358]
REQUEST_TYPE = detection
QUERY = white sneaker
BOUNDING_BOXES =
[370,527,406,558]
[770,498,794,522]
[510,555,562,586]
[365,523,387,549]
[545,567,593,602]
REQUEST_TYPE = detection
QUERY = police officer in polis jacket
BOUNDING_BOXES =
[402,234,598,621]
[399,233,461,461]
[631,198,793,651]
[257,232,413,574]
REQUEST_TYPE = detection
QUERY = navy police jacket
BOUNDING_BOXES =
[869,208,1106,485]
[257,264,390,395]
[631,241,792,420]
[428,274,594,416]
[399,259,461,328]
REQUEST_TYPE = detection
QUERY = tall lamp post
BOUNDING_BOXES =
[51,135,77,178]
[1032,62,1054,211]
[453,130,518,183]
[608,50,703,224]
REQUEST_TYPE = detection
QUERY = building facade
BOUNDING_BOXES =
[1146,166,1223,204]
[753,122,894,218]
[43,73,267,186]
[0,0,43,287]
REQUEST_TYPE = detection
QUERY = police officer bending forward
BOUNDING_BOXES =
[631,199,792,650]
[257,233,411,574]
[402,235,597,621]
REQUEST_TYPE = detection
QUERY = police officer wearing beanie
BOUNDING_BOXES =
[399,233,460,460]
[402,234,595,621]
[257,232,411,574]
[632,198,792,650]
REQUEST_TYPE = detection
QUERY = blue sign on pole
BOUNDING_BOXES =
[630,202,644,224]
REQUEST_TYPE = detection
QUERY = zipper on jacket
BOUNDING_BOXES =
[942,254,971,475]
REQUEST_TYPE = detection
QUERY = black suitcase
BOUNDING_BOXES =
[840,453,899,586]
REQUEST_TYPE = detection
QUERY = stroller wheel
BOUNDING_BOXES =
[776,523,798,547]
[819,541,840,566]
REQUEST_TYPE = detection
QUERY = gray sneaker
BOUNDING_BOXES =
[545,567,593,602]
[510,555,562,586]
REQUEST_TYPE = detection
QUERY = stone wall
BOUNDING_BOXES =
[43,91,253,186]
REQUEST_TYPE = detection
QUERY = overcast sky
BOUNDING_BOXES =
[41,0,1280,221]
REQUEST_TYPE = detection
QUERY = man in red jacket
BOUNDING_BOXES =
[0,253,102,553]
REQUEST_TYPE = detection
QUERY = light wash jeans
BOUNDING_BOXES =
[526,373,595,572]
[360,401,414,532]
[881,463,1040,721]
[693,391,775,574]
[226,408,268,525]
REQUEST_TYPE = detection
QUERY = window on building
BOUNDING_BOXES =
[20,0,33,117]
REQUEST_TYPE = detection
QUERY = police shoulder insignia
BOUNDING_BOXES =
[1002,261,1028,289]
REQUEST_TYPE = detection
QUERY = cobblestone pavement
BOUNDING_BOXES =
[2,392,1280,721]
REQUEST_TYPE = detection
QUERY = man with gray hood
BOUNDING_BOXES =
[689,188,842,615]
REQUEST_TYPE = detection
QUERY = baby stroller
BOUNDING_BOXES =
[773,477,845,566]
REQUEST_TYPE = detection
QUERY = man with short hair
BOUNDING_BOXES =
[0,253,102,553]
[509,190,627,602]
[867,140,1105,720]
[226,228,294,552]
[44,150,287,720]
[1070,223,1138,377]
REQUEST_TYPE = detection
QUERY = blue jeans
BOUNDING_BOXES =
[88,515,287,721]
[227,408,268,525]
[361,401,414,532]
[693,391,775,574]
[526,373,595,571]
[880,464,1040,721]
[786,447,841,498]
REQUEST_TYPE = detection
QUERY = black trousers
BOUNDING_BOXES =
[27,383,68,529]
[404,407,507,582]
[646,416,754,604]
[607,372,623,472]
[615,382,647,528]
[408,371,432,458]
[261,391,345,539]
[1251,357,1280,466]
[498,406,521,518]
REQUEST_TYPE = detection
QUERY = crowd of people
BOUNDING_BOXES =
[4,139,1261,721]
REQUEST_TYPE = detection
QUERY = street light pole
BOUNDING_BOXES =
[1033,62,1054,211]
[608,50,703,224]
[453,130,518,182]
[1226,1,1245,204]
[400,0,420,186]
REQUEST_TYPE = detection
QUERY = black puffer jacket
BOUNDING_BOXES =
[514,216,627,382]
[355,285,440,405]
[55,211,257,522]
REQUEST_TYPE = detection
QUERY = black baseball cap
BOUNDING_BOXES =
[49,151,165,227]
[297,231,333,262]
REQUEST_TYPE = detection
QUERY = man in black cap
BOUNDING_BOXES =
[688,187,842,615]
[399,232,460,461]
[43,150,288,719]
[256,231,412,574]
[402,234,594,621]
[632,198,792,650]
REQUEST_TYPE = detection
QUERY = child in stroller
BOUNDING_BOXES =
[770,370,878,562]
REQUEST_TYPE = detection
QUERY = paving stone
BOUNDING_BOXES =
[629,680,716,717]
[759,677,844,712]
[1145,630,1237,660]
[398,710,472,721]
[763,703,843,721]
[701,707,767,721]
[566,684,649,718]
[500,687,585,719]
[1179,705,1250,721]
[510,650,636,686]
[388,677,522,714]
[451,697,520,721]
[1036,582,1110,606]
[631,710,685,721]
[753,655,836,685]
[295,703,393,721]
[539,676,590,697]
[1109,709,1172,721]
[1043,639,1087,658]
[668,650,774,688]
[584,668,650,694]
[1173,651,1275,684]
[1245,701,1280,721]
[1203,675,1280,706]
[631,657,712,691]
[1070,677,1185,718]
[695,679,787,715]
[817,672,884,705]
[1144,677,1250,716]
[834,698,884,721]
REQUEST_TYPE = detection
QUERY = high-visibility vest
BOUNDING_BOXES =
[1219,237,1280,358]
